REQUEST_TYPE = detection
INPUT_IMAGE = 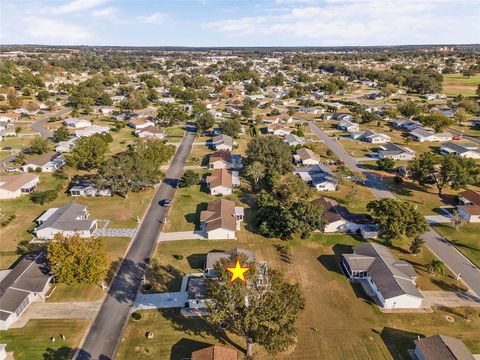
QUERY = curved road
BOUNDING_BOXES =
[76,131,195,360]
[308,121,480,297]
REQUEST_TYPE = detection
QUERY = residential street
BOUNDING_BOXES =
[308,121,480,297]
[446,127,480,145]
[31,107,71,138]
[308,122,395,199]
[75,131,196,360]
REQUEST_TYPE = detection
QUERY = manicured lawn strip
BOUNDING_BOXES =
[442,73,480,96]
[0,319,89,360]
[431,223,480,269]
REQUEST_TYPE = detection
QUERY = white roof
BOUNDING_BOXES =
[36,208,58,223]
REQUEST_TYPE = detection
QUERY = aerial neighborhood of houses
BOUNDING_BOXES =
[0,44,479,360]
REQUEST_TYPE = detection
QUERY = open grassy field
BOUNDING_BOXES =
[442,73,480,97]
[431,223,480,269]
[0,319,89,360]
[118,235,480,360]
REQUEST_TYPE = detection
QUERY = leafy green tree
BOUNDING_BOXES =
[454,108,468,125]
[427,259,445,276]
[376,157,395,171]
[30,190,58,204]
[69,135,108,170]
[206,256,304,356]
[420,111,452,132]
[408,153,480,195]
[47,234,109,285]
[409,236,425,254]
[221,118,241,138]
[29,137,51,154]
[246,137,293,175]
[13,153,25,165]
[367,198,427,241]
[53,126,70,142]
[458,99,479,114]
[244,161,265,189]
[157,103,186,126]
[195,113,215,133]
[180,170,198,187]
[36,90,50,101]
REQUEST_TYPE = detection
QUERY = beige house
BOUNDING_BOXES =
[134,125,165,139]
[205,169,239,196]
[200,199,244,240]
[294,148,320,165]
[0,174,39,199]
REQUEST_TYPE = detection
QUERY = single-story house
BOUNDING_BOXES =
[33,202,97,240]
[424,93,447,100]
[205,248,254,277]
[266,124,293,136]
[69,181,111,197]
[0,252,52,330]
[21,152,65,173]
[209,150,242,170]
[293,164,337,191]
[326,113,352,121]
[284,133,305,147]
[440,142,480,159]
[0,112,20,122]
[312,197,379,238]
[414,335,475,360]
[456,205,480,223]
[205,169,239,196]
[342,243,423,309]
[128,118,155,129]
[410,128,452,142]
[191,345,237,360]
[64,118,91,129]
[299,107,324,114]
[294,148,320,165]
[74,125,110,138]
[55,138,77,153]
[338,119,359,132]
[200,199,244,240]
[430,107,454,118]
[351,130,390,144]
[377,144,415,161]
[458,190,480,206]
[392,119,421,131]
[134,125,165,139]
[212,134,234,151]
[0,174,39,199]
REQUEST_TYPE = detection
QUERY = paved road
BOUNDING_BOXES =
[76,131,196,360]
[308,121,480,298]
[308,122,395,199]
[31,107,71,138]
[446,127,480,145]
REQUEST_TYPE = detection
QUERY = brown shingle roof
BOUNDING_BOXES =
[200,198,236,232]
[0,173,38,192]
[209,150,232,164]
[192,345,237,360]
[26,152,58,166]
[459,189,480,206]
[206,169,232,188]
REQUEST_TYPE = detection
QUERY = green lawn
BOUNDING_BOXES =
[118,236,480,360]
[431,223,480,268]
[0,319,89,360]
[442,73,480,96]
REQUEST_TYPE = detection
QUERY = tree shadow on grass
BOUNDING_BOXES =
[379,327,423,360]
[430,278,469,293]
[43,346,73,360]
[159,309,245,357]
[170,338,216,360]
[185,202,208,230]
[317,244,354,275]
[146,265,184,293]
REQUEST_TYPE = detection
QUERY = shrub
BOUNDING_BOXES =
[394,176,404,184]
[31,190,58,205]
[326,149,333,157]
[173,254,184,260]
[131,312,143,321]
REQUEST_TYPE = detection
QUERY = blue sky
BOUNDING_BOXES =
[1,0,479,46]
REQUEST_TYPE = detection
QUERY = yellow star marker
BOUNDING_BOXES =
[226,259,251,284]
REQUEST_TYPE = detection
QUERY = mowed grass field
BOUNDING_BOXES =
[442,73,480,96]
[0,319,89,360]
[117,235,480,360]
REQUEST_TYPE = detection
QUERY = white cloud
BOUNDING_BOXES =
[92,7,117,18]
[51,0,109,14]
[24,16,92,43]
[136,12,168,24]
[203,0,479,45]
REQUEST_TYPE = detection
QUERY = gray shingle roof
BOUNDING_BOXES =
[205,248,254,269]
[415,335,475,360]
[35,202,95,232]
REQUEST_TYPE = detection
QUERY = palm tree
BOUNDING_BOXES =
[427,259,445,276]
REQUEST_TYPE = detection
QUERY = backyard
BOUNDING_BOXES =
[442,73,480,96]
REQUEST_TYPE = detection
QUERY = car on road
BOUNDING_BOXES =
[160,199,171,207]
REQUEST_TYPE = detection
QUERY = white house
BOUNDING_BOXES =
[410,128,452,143]
[440,142,480,159]
[0,252,52,330]
[55,138,77,153]
[21,152,65,173]
[342,243,423,309]
[205,168,239,196]
[64,118,91,129]
[284,133,305,147]
[266,124,293,136]
[212,134,234,151]
[294,148,320,165]
[204,248,254,277]
[0,174,39,199]
[208,151,242,170]
[456,205,480,223]
[74,125,110,138]
[377,144,415,161]
[414,335,475,360]
[134,125,165,139]
[293,164,337,191]
[200,199,243,240]
[338,119,359,132]
[351,130,390,144]
[128,118,155,129]
[33,203,97,240]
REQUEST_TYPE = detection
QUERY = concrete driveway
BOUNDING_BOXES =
[420,290,480,307]
[11,301,101,328]
[158,230,206,241]
[133,292,188,310]
[425,215,452,224]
